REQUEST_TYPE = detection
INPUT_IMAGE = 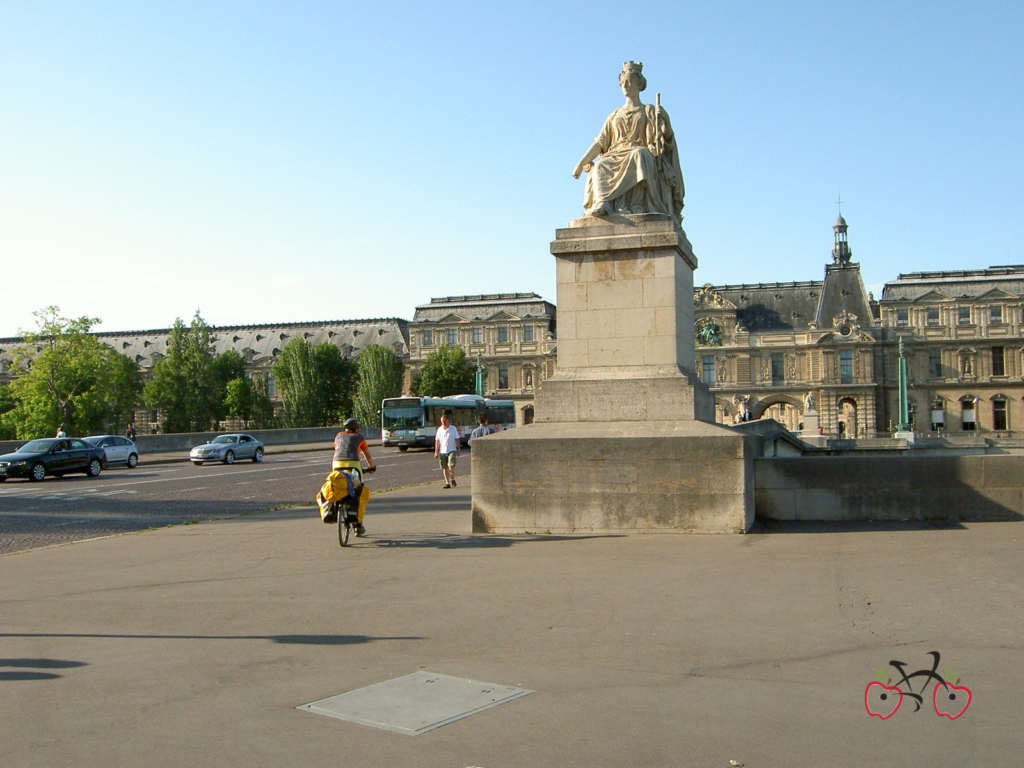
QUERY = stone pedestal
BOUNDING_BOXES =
[801,410,820,436]
[471,215,754,534]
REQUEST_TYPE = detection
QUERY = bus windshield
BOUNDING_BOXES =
[382,403,425,430]
[486,404,515,425]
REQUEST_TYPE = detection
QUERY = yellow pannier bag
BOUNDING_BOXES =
[316,470,356,523]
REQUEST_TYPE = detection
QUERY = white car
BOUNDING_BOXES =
[189,434,264,465]
[83,435,140,468]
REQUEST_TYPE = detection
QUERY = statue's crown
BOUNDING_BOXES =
[622,60,644,75]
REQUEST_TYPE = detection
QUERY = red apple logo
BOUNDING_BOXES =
[933,682,971,719]
[865,681,903,719]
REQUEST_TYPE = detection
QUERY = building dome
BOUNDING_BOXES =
[834,214,848,229]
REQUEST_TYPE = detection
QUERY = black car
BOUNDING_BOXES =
[0,438,105,482]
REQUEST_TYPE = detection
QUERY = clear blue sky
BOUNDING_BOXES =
[3,0,1022,337]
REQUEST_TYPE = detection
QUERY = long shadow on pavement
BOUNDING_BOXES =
[0,633,423,646]
[364,532,624,549]
[751,519,967,533]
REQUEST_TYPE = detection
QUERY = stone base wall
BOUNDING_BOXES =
[756,455,1024,522]
[536,375,713,423]
[471,420,755,534]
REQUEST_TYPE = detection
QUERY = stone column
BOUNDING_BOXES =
[470,215,755,534]
[536,215,713,423]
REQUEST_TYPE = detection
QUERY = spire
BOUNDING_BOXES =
[832,207,851,265]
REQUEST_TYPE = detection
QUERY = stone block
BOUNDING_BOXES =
[643,276,676,308]
[577,309,615,340]
[471,421,754,534]
[588,337,646,367]
[558,283,588,312]
[613,307,657,338]
[588,278,644,310]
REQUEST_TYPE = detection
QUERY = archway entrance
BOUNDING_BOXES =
[837,398,858,438]
[760,401,801,431]
[522,405,534,425]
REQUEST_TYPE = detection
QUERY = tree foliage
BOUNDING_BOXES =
[353,345,404,429]
[223,373,275,428]
[223,377,254,422]
[272,339,355,427]
[412,344,475,397]
[2,306,141,439]
[142,311,222,432]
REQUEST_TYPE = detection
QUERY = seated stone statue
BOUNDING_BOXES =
[572,61,685,222]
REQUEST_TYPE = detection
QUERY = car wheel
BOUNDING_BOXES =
[127,453,138,468]
[30,463,46,482]
[399,446,409,453]
[252,447,263,463]
[224,451,235,465]
[87,459,102,477]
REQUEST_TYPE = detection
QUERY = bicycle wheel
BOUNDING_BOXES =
[338,514,351,547]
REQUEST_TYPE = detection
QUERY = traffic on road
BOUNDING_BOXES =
[0,446,453,555]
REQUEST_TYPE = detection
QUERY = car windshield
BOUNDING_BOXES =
[211,436,237,444]
[20,440,54,453]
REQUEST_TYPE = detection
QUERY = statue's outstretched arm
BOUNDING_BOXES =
[572,140,603,179]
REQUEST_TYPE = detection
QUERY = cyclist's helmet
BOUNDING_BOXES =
[343,417,360,431]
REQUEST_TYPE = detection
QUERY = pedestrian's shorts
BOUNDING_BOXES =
[438,452,457,470]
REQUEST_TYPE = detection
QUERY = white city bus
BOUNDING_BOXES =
[381,395,515,452]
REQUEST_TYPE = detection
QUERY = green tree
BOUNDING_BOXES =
[4,306,141,439]
[272,339,355,427]
[353,345,404,429]
[0,383,18,439]
[142,311,220,432]
[223,377,254,422]
[212,349,247,421]
[249,372,276,428]
[222,373,275,428]
[412,345,475,397]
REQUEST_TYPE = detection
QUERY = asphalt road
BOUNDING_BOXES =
[0,446,452,555]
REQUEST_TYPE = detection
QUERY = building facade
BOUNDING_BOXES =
[694,217,1024,436]
[0,319,409,433]
[4,224,1021,437]
[407,293,556,424]
[878,266,1024,433]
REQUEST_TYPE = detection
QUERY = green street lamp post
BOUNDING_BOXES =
[475,352,485,397]
[896,336,911,432]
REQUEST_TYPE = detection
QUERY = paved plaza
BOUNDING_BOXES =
[1,477,1021,767]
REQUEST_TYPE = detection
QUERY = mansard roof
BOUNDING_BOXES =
[881,265,1024,302]
[0,318,410,372]
[413,292,554,323]
[704,280,823,331]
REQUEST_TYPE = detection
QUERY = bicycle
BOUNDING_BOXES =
[333,465,375,547]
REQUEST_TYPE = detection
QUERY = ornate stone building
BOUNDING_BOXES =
[694,216,1024,436]
[407,293,556,424]
[0,319,409,432]
[878,266,1024,433]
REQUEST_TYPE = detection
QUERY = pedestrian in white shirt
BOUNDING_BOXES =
[434,411,461,488]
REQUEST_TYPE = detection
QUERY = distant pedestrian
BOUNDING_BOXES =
[55,423,67,438]
[125,422,136,442]
[468,414,493,448]
[434,410,461,489]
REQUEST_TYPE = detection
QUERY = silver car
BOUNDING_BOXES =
[189,433,264,465]
[83,435,140,468]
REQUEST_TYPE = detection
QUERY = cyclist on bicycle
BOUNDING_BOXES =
[332,418,377,536]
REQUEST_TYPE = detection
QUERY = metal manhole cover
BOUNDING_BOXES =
[297,671,533,735]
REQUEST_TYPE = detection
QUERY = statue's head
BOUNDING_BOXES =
[619,60,647,91]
